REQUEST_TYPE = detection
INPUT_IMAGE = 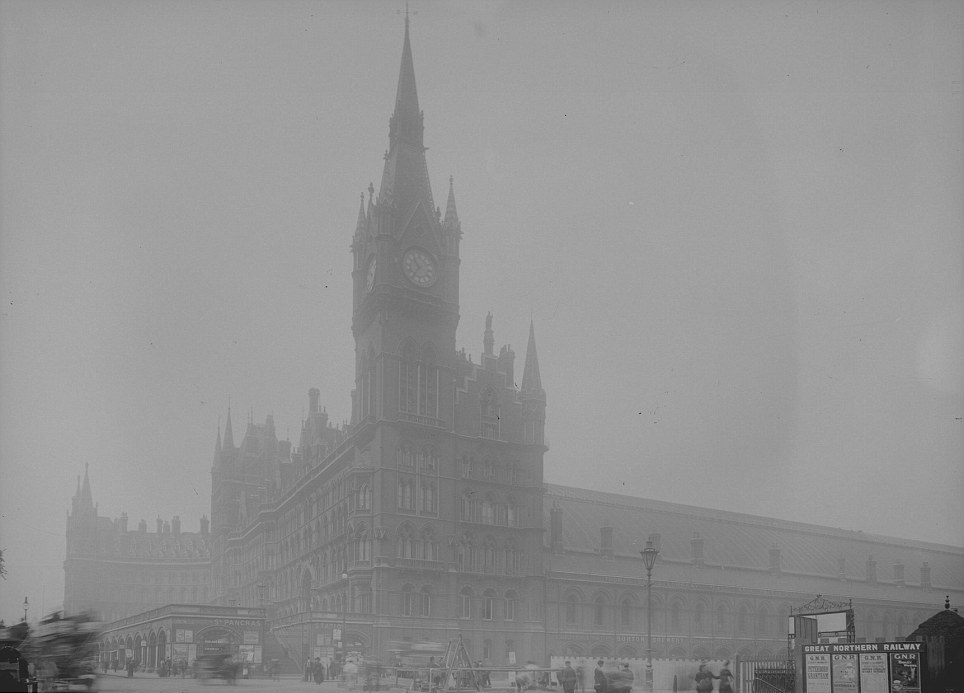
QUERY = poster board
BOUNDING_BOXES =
[802,643,925,693]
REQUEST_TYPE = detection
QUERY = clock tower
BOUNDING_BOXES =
[350,12,462,428]
[338,15,547,661]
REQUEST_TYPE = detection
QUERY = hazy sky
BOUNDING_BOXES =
[1,1,961,624]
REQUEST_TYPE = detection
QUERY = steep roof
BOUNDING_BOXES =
[377,13,435,228]
[544,484,964,591]
[521,321,544,394]
[906,607,964,638]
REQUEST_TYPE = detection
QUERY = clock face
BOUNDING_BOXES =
[366,257,377,293]
[402,248,437,287]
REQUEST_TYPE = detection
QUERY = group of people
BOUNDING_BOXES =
[591,660,634,693]
[306,657,327,684]
[695,661,734,693]
[156,657,189,677]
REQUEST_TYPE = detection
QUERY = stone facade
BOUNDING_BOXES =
[65,17,964,671]
[64,466,211,623]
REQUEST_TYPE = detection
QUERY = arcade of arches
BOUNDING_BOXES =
[97,605,267,673]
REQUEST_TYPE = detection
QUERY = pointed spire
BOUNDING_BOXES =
[378,13,434,220]
[521,320,544,394]
[223,404,235,450]
[81,463,92,504]
[394,7,420,133]
[444,175,460,226]
[356,192,367,231]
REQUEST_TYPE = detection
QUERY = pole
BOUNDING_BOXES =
[640,540,658,693]
[646,567,653,692]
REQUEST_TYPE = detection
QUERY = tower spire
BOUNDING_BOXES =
[356,192,367,231]
[444,175,460,227]
[223,404,235,450]
[378,13,434,221]
[521,320,544,394]
[80,463,93,505]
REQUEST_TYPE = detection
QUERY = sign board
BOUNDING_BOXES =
[791,610,855,645]
[802,643,924,693]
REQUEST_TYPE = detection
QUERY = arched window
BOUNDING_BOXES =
[357,484,372,511]
[420,480,437,513]
[758,606,770,635]
[360,346,377,420]
[399,343,439,418]
[621,598,633,627]
[717,604,727,632]
[505,591,518,622]
[694,603,706,633]
[738,605,748,633]
[670,601,682,631]
[483,536,497,574]
[566,594,578,624]
[594,596,607,626]
[504,538,520,575]
[420,586,432,617]
[398,525,414,559]
[460,491,479,522]
[483,589,497,620]
[402,584,416,616]
[480,388,500,438]
[460,587,473,619]
[398,477,415,511]
[482,497,494,525]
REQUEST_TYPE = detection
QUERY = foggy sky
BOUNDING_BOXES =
[1,1,962,624]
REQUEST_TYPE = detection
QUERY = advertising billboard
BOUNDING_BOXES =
[802,643,926,693]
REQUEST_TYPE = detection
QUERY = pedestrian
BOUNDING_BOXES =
[314,657,326,684]
[560,661,577,693]
[718,661,733,693]
[694,663,718,693]
[620,664,634,693]
[594,660,608,693]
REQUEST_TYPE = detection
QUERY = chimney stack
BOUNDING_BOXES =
[309,388,321,413]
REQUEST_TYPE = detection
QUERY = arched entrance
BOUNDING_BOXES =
[148,631,157,670]
[196,627,239,657]
[157,629,167,667]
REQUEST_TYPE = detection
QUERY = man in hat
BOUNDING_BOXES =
[593,660,608,693]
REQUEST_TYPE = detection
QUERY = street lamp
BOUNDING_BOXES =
[640,540,659,692]
[341,572,349,662]
[22,597,28,623]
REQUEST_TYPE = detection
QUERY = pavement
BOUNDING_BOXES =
[92,673,415,693]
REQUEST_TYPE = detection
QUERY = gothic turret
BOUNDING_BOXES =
[223,406,235,452]
[377,11,434,222]
[521,321,546,445]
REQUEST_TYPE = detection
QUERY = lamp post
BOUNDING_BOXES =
[22,597,28,623]
[640,540,659,692]
[341,572,349,664]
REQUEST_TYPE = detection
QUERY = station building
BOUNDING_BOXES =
[65,17,964,674]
